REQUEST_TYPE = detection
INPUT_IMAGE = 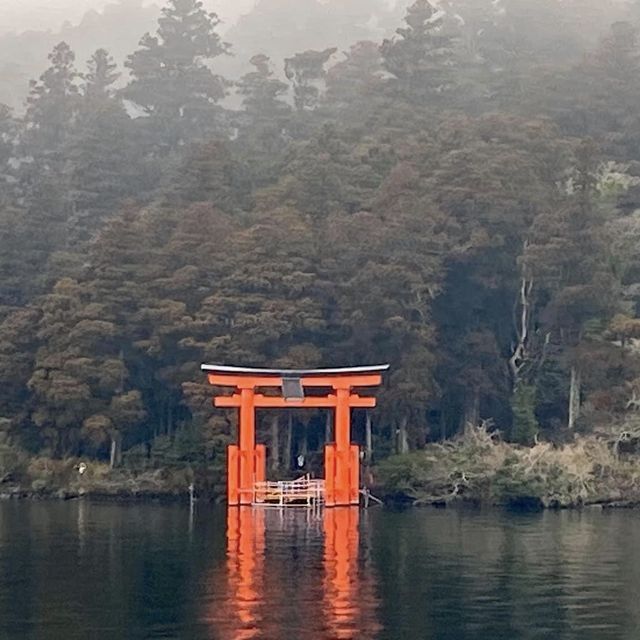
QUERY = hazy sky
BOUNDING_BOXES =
[0,0,259,34]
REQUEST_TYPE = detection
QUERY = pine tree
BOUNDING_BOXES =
[381,0,457,103]
[14,43,82,301]
[235,55,291,187]
[83,48,120,101]
[24,42,80,157]
[124,0,230,147]
[237,54,289,118]
[65,49,138,235]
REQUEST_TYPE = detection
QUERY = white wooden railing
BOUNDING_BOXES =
[253,475,325,507]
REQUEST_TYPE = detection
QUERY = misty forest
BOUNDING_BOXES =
[3,0,640,499]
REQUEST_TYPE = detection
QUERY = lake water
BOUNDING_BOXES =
[0,501,639,639]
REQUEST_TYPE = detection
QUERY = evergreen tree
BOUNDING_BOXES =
[66,49,138,235]
[83,48,120,101]
[237,54,290,118]
[511,384,539,445]
[380,0,457,103]
[12,43,82,304]
[284,47,337,111]
[0,307,40,442]
[124,0,230,148]
[542,21,640,161]
[523,141,619,430]
[235,55,291,186]
[23,42,80,157]
[325,41,383,111]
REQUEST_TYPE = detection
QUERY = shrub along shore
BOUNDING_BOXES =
[0,454,225,502]
[374,426,640,509]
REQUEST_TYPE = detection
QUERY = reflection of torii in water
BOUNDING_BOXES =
[323,507,381,639]
[206,508,381,640]
[224,508,265,640]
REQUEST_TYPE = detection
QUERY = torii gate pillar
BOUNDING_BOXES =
[202,365,388,507]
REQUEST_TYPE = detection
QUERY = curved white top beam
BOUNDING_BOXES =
[201,364,390,377]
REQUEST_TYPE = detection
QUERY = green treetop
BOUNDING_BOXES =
[124,0,230,147]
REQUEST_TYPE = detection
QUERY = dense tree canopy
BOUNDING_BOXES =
[1,0,640,476]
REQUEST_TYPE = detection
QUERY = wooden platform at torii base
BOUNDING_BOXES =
[253,476,325,507]
[202,364,389,507]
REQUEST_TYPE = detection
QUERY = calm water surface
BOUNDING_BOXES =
[0,501,639,639]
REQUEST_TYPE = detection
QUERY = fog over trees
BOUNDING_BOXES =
[1,0,640,475]
[0,0,255,34]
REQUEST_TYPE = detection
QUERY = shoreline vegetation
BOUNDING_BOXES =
[0,452,225,503]
[4,426,640,510]
[375,425,640,510]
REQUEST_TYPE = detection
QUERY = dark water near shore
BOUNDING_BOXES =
[0,502,639,639]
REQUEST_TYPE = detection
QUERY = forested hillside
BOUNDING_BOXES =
[2,0,640,481]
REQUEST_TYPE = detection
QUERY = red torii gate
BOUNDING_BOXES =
[202,364,388,507]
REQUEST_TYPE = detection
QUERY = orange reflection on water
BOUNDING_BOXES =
[206,507,380,640]
[323,508,381,640]
[224,508,266,640]
[323,508,360,639]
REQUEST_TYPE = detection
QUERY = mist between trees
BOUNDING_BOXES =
[2,0,640,483]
